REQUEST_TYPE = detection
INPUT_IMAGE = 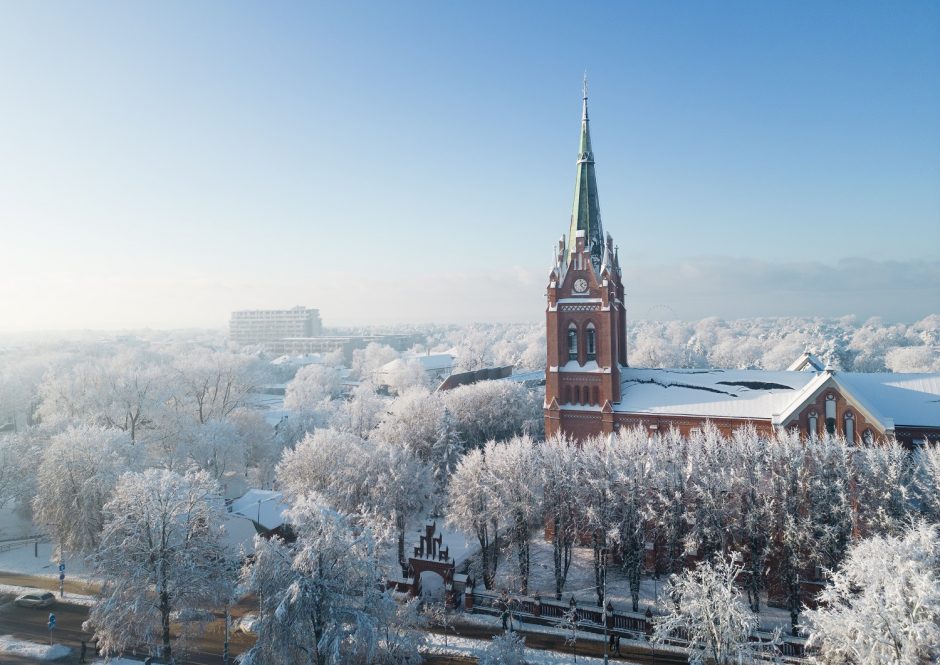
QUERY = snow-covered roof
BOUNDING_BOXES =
[835,372,940,428]
[613,367,940,430]
[379,354,456,374]
[614,368,814,420]
[787,351,826,372]
[229,489,290,530]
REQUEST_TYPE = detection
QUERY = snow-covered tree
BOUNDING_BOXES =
[0,431,43,511]
[442,380,543,448]
[239,498,386,665]
[536,435,580,599]
[647,428,691,577]
[610,427,654,612]
[852,439,914,536]
[486,436,541,595]
[805,435,854,572]
[351,343,400,382]
[478,630,527,665]
[168,349,262,425]
[87,469,232,663]
[684,423,737,561]
[447,447,500,589]
[331,381,387,438]
[767,431,813,635]
[914,443,940,523]
[579,435,617,607]
[33,425,137,555]
[654,553,777,665]
[803,521,940,665]
[284,363,344,411]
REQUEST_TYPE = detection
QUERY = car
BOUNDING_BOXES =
[14,592,56,608]
[233,613,259,636]
[170,608,215,624]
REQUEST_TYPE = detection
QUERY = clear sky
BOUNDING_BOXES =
[1,1,938,332]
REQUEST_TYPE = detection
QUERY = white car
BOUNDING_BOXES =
[234,613,259,636]
[14,592,56,608]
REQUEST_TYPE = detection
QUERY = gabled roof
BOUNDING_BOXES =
[787,351,826,372]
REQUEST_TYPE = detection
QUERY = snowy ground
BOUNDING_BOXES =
[476,534,797,634]
[0,538,92,581]
[0,635,71,661]
[0,582,96,606]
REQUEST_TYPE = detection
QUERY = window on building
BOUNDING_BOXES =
[862,429,874,445]
[844,412,855,444]
[825,395,836,435]
[573,385,581,404]
[808,412,818,439]
[567,324,578,361]
[564,385,572,404]
[591,386,599,405]
[585,323,597,361]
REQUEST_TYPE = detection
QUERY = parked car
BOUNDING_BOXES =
[14,592,56,608]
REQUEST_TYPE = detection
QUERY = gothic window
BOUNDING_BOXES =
[825,394,836,435]
[564,385,572,404]
[591,386,599,405]
[585,322,597,361]
[573,385,581,404]
[808,412,818,439]
[567,323,578,362]
[862,429,874,445]
[844,412,855,444]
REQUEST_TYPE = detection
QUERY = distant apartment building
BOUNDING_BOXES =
[229,306,323,345]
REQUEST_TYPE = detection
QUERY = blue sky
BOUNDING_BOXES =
[1,1,938,331]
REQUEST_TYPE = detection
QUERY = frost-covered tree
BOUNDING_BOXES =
[536,435,580,599]
[803,521,940,665]
[478,630,527,665]
[654,553,776,665]
[33,425,137,555]
[767,431,813,635]
[0,431,43,511]
[580,435,617,607]
[487,436,540,595]
[914,443,940,523]
[610,427,654,612]
[805,436,854,572]
[168,349,261,425]
[684,424,737,562]
[374,387,461,489]
[331,381,387,438]
[852,439,914,536]
[87,469,232,663]
[284,363,344,411]
[442,380,543,448]
[447,447,500,589]
[727,426,774,612]
[647,428,691,577]
[351,343,400,382]
[239,498,387,665]
[176,418,247,481]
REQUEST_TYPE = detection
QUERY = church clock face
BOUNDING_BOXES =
[573,278,588,293]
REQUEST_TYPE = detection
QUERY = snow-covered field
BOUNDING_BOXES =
[0,635,71,661]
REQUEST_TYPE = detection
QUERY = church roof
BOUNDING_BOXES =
[567,77,605,271]
[601,367,940,431]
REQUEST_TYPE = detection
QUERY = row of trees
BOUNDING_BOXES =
[447,426,939,634]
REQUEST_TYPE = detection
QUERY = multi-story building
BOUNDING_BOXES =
[229,306,322,345]
[544,88,940,445]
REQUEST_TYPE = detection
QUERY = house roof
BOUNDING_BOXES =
[229,489,289,530]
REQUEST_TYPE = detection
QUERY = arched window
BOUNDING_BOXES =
[567,323,578,362]
[573,385,581,404]
[862,429,874,445]
[564,385,572,404]
[585,322,597,361]
[591,386,599,405]
[808,411,818,439]
[844,412,855,444]
[825,394,836,435]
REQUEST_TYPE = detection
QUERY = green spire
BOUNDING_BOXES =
[567,75,605,270]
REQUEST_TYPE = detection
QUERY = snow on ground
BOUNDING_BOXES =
[0,538,92,580]
[423,631,630,665]
[0,635,71,660]
[0,502,34,540]
[91,659,148,664]
[0,583,96,606]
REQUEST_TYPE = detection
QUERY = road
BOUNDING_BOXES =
[0,569,687,665]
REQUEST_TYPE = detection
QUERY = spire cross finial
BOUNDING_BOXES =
[582,71,589,100]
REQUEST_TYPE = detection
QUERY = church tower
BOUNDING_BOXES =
[545,81,628,439]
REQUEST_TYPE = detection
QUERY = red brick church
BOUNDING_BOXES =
[544,88,940,447]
